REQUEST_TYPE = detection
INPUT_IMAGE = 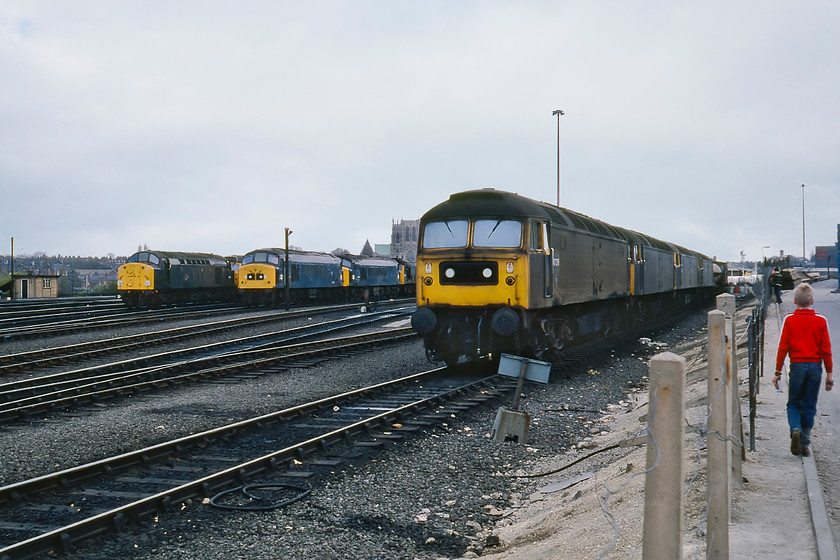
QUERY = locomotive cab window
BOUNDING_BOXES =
[422,220,469,248]
[529,221,546,251]
[473,219,522,248]
[631,244,643,262]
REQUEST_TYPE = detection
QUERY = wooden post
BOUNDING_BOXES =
[748,309,757,451]
[707,309,730,559]
[643,352,686,560]
[717,293,743,486]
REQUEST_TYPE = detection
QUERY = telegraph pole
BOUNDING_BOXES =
[284,228,292,310]
[9,237,14,301]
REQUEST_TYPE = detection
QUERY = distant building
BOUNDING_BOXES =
[390,219,418,262]
[74,269,119,292]
[360,240,376,257]
[814,245,837,273]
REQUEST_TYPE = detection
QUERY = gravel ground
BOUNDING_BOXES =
[0,307,710,559]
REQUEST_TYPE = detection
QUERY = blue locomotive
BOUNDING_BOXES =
[238,248,414,306]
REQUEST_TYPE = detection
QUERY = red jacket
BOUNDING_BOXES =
[776,308,833,373]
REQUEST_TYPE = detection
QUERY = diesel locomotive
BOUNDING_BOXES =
[410,189,718,365]
[237,248,414,306]
[117,250,237,308]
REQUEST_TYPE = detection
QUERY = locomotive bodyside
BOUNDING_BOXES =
[239,248,414,306]
[117,251,235,307]
[238,249,343,306]
[412,189,716,364]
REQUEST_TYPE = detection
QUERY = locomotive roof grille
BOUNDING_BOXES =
[541,206,570,227]
[126,251,228,266]
[422,189,713,261]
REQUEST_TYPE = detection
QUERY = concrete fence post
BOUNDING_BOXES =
[707,309,730,559]
[717,293,743,487]
[642,352,686,560]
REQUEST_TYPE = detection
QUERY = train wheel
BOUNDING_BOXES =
[443,351,461,368]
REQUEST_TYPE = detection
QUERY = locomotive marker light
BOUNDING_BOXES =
[492,353,550,443]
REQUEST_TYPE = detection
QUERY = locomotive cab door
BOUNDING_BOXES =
[673,252,682,290]
[629,243,644,295]
[529,221,552,303]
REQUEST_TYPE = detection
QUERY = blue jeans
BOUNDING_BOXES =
[786,362,824,445]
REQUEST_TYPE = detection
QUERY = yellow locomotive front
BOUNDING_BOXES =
[117,261,156,307]
[411,191,554,365]
[415,218,529,307]
[238,250,282,306]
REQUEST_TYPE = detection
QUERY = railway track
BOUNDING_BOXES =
[0,302,411,373]
[0,308,416,424]
[0,367,513,559]
[0,298,414,342]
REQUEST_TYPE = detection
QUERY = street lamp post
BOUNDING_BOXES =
[552,109,564,206]
[801,184,806,261]
[761,245,770,265]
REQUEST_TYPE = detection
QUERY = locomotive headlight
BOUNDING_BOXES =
[506,276,516,286]
[506,262,515,273]
[256,273,264,280]
[144,279,151,287]
[444,268,455,279]
[247,273,255,280]
[117,280,123,287]
[482,268,492,279]
[423,277,433,286]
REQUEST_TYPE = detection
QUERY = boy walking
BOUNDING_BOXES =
[772,283,833,456]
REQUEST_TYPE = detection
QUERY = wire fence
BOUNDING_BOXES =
[582,287,770,559]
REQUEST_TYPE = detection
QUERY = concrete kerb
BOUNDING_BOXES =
[803,453,840,560]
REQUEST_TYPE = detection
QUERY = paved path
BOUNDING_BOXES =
[730,280,839,560]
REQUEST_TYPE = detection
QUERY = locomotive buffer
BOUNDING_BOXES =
[492,354,550,443]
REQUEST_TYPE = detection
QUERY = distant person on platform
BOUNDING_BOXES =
[772,283,833,457]
[769,267,784,303]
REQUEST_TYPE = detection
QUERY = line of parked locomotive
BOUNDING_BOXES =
[117,248,414,308]
[118,188,724,367]
[410,189,724,365]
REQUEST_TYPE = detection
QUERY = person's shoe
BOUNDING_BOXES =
[801,445,811,457]
[791,429,802,456]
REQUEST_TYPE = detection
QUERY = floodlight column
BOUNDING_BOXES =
[552,109,564,206]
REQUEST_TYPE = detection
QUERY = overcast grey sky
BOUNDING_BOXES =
[1,2,838,262]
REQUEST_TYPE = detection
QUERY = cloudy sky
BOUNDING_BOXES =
[1,2,838,263]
